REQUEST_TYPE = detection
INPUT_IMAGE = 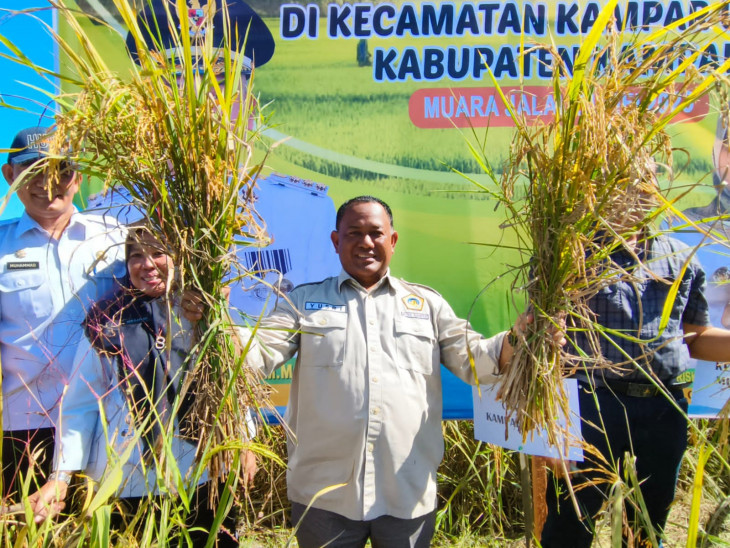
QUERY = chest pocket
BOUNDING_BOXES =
[394,317,436,375]
[0,270,53,320]
[299,311,347,367]
[642,275,691,323]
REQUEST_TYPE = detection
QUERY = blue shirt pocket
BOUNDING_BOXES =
[0,270,52,320]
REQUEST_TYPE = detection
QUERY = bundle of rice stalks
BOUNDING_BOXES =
[470,1,730,446]
[1,0,276,502]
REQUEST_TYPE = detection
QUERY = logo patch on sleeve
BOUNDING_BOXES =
[305,302,346,312]
[402,294,424,311]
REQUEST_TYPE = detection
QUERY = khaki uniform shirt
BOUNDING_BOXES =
[246,270,506,520]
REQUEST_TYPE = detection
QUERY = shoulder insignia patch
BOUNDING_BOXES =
[402,294,424,311]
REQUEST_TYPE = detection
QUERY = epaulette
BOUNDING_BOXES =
[0,217,19,228]
[77,210,125,228]
[397,278,442,298]
[86,187,134,207]
[87,190,105,203]
[261,172,330,197]
[292,275,337,291]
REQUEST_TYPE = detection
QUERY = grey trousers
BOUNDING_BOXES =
[290,501,436,548]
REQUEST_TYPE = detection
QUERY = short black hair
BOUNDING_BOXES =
[335,196,394,230]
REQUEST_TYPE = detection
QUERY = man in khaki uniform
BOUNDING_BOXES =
[246,195,515,547]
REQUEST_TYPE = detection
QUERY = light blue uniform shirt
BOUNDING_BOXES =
[0,211,126,431]
[55,300,256,497]
[55,301,201,498]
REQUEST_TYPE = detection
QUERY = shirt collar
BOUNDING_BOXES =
[337,269,394,293]
[617,227,659,257]
[13,209,86,240]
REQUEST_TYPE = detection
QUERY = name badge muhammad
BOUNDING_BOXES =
[7,261,40,271]
[305,302,346,312]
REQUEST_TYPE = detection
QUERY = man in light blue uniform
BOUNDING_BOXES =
[0,127,125,499]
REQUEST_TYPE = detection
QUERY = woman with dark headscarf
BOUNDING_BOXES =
[28,227,255,545]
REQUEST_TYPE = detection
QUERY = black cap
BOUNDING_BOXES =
[126,0,275,71]
[6,126,50,165]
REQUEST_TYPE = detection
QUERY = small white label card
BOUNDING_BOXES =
[472,378,584,461]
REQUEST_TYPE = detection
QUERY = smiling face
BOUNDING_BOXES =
[331,201,398,290]
[126,232,173,298]
[2,160,79,231]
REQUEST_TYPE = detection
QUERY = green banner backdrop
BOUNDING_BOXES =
[53,0,726,417]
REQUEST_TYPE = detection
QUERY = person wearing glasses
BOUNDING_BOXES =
[0,126,125,501]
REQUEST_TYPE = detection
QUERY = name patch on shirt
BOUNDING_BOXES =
[402,311,430,320]
[7,261,40,271]
[305,301,346,312]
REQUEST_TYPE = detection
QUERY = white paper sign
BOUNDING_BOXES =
[472,379,584,461]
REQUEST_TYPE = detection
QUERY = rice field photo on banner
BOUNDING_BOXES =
[43,0,729,419]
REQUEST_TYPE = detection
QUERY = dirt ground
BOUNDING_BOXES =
[588,483,730,547]
[662,488,728,547]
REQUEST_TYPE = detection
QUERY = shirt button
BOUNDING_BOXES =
[369,345,377,352]
[372,407,380,415]
[318,319,327,326]
[372,377,379,383]
[368,319,375,326]
[367,443,374,452]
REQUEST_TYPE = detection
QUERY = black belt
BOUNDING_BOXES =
[585,379,691,398]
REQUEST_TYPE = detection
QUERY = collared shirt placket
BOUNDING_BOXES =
[27,222,83,325]
[575,235,710,383]
[47,223,89,371]
[50,233,68,316]
[362,284,384,518]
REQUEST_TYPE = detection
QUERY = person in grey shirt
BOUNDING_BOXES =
[245,195,517,548]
